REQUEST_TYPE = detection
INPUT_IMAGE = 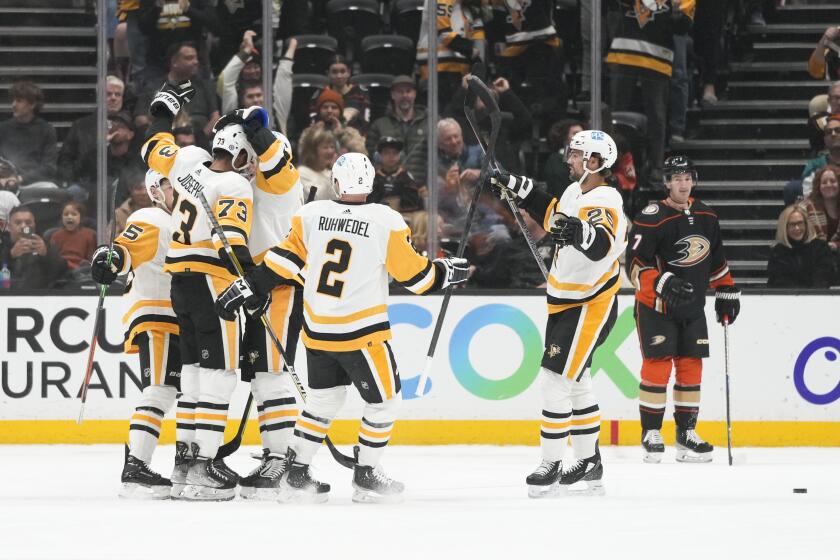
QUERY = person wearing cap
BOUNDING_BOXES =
[312,88,346,131]
[370,136,424,215]
[0,81,58,185]
[367,75,429,185]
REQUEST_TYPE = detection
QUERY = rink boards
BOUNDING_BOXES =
[1,294,838,446]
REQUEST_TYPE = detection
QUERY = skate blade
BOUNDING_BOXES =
[643,451,663,464]
[351,488,405,504]
[527,482,565,499]
[564,481,605,497]
[675,451,713,464]
[239,486,281,501]
[119,482,171,500]
[277,486,329,505]
[180,484,236,501]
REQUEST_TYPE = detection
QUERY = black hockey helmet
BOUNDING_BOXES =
[663,155,698,184]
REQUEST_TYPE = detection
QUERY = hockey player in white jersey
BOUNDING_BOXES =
[140,82,258,501]
[489,130,627,497]
[91,169,180,499]
[215,153,470,503]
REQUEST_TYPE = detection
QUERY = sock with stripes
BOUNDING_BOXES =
[290,386,347,465]
[193,368,237,458]
[128,385,176,463]
[569,370,600,459]
[639,382,667,431]
[357,396,400,467]
[176,363,200,450]
[253,372,299,454]
[538,368,572,462]
[673,384,701,430]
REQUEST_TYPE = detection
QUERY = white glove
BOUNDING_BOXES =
[434,257,470,289]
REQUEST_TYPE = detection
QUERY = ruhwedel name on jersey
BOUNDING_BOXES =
[317,215,371,237]
[176,171,204,196]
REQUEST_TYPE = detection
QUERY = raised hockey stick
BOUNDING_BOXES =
[462,78,549,282]
[77,182,120,424]
[216,184,319,460]
[415,75,503,397]
[723,316,733,467]
[196,188,355,468]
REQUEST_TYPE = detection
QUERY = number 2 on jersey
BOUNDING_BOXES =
[317,239,352,298]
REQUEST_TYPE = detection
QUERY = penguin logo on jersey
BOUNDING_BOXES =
[668,235,710,267]
[629,0,669,28]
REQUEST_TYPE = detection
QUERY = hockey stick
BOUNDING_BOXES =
[723,316,733,467]
[77,182,120,424]
[414,75,503,397]
[196,188,355,468]
[216,184,319,460]
[462,78,549,282]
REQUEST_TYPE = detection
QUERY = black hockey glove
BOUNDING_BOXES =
[654,272,695,309]
[212,106,269,139]
[90,245,125,285]
[214,277,271,322]
[550,214,598,252]
[149,80,196,119]
[715,285,740,325]
[434,257,470,289]
[488,170,535,204]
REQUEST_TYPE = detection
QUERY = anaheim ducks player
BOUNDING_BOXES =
[626,155,740,464]
[140,82,258,501]
[489,130,627,497]
[91,169,180,499]
[215,153,470,504]
[211,109,306,499]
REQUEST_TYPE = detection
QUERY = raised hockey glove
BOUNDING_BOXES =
[214,277,270,321]
[150,80,196,119]
[715,285,741,325]
[488,170,535,204]
[434,257,470,289]
[550,214,597,252]
[212,106,269,138]
[654,272,695,309]
[90,245,124,285]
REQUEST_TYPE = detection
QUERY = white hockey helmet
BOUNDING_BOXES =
[212,123,256,173]
[565,129,618,173]
[332,152,375,196]
[144,169,167,207]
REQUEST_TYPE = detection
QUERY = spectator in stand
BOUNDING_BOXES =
[437,118,482,187]
[417,0,485,105]
[606,0,694,183]
[370,136,424,215]
[803,165,840,254]
[297,125,339,200]
[0,205,67,290]
[300,90,367,157]
[787,115,840,205]
[694,0,727,104]
[49,201,97,270]
[809,25,840,81]
[542,119,583,198]
[134,42,220,139]
[408,211,445,258]
[0,157,23,197]
[0,82,57,184]
[767,205,837,288]
[367,76,429,185]
[218,30,263,114]
[443,75,533,174]
[805,81,840,156]
[138,0,220,87]
[214,0,261,71]
[274,38,297,133]
[325,55,370,126]
[113,168,153,233]
[117,1,148,85]
[173,125,204,147]
[0,190,20,232]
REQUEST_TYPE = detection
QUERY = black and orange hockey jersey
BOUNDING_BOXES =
[496,0,560,55]
[626,198,734,319]
[605,0,695,78]
[417,0,486,76]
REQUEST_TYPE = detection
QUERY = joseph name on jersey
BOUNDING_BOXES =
[262,200,440,351]
[541,182,628,313]
[141,132,254,280]
[115,206,178,353]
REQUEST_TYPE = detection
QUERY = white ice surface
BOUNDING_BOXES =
[0,445,836,560]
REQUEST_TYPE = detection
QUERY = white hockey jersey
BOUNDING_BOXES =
[142,132,254,281]
[542,182,628,313]
[114,206,178,353]
[262,200,440,351]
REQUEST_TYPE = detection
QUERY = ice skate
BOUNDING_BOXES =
[352,464,405,504]
[675,428,713,463]
[560,452,605,496]
[642,430,665,464]
[239,451,287,500]
[170,441,191,499]
[119,451,171,500]
[526,459,563,498]
[278,449,330,504]
[181,444,239,501]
